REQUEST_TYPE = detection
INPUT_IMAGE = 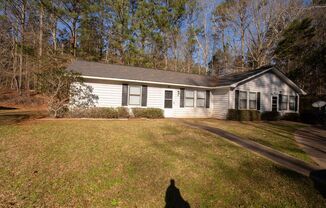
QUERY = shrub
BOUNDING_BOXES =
[281,113,300,122]
[116,107,130,118]
[261,111,281,121]
[300,110,326,124]
[132,108,164,119]
[227,109,261,121]
[67,107,120,118]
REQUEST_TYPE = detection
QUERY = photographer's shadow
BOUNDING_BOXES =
[165,179,190,208]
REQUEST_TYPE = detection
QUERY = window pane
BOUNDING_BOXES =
[281,103,287,110]
[185,98,194,107]
[197,99,205,107]
[289,103,295,110]
[130,86,141,95]
[185,90,194,98]
[249,100,256,109]
[165,91,173,100]
[282,95,288,102]
[289,96,295,110]
[240,91,247,99]
[164,100,172,108]
[249,92,256,100]
[129,95,140,105]
[240,100,247,109]
[197,91,205,99]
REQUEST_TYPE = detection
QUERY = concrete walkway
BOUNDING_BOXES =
[183,122,321,176]
[295,127,326,169]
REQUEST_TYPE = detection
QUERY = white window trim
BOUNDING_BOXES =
[185,89,195,107]
[164,90,173,109]
[128,85,142,106]
[249,92,258,110]
[280,94,289,111]
[196,90,206,108]
[239,91,248,110]
[289,95,296,111]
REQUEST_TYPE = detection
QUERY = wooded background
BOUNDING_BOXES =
[0,0,325,98]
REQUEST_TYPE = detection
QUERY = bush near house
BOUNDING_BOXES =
[116,107,130,118]
[67,107,130,119]
[261,111,281,121]
[227,109,261,121]
[281,113,300,122]
[132,108,164,119]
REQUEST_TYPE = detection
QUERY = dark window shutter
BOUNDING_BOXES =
[295,95,298,112]
[122,84,128,106]
[279,94,282,111]
[235,90,239,110]
[206,90,210,108]
[141,85,147,106]
[257,92,261,111]
[180,88,185,108]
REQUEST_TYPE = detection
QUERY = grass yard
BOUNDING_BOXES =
[0,119,325,207]
[188,119,312,163]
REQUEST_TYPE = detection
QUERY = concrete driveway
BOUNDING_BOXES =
[295,127,326,168]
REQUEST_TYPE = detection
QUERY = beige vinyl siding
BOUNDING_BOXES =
[229,72,299,113]
[211,88,229,119]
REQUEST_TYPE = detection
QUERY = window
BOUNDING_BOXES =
[185,90,194,107]
[249,92,257,109]
[129,86,141,105]
[289,96,295,111]
[239,91,247,109]
[281,95,288,110]
[196,91,206,107]
[164,90,173,108]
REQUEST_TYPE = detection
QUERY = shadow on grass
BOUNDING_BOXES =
[310,170,326,198]
[0,110,48,125]
[165,179,190,208]
[0,106,17,110]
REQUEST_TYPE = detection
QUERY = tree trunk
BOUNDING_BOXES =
[39,3,43,59]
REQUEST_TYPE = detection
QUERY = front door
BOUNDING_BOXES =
[272,96,278,111]
[164,90,173,117]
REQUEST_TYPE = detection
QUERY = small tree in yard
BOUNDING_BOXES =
[37,68,98,117]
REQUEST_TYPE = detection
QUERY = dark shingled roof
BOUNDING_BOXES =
[67,60,273,88]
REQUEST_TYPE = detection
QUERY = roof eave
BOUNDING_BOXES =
[81,75,230,89]
[230,67,306,95]
[271,68,307,95]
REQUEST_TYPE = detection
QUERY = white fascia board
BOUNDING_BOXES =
[81,75,230,90]
[230,68,273,88]
[271,69,307,95]
[229,67,307,95]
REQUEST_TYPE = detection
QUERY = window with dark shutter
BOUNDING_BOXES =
[164,90,173,108]
[257,92,261,110]
[180,88,185,108]
[295,96,298,111]
[122,84,128,106]
[141,85,147,106]
[235,90,239,110]
[206,90,210,108]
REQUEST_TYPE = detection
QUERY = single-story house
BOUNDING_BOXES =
[68,60,306,119]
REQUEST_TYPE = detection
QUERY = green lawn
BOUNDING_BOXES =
[0,119,325,207]
[187,119,312,163]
